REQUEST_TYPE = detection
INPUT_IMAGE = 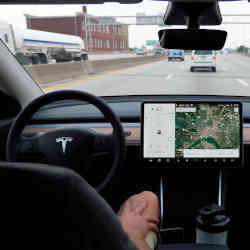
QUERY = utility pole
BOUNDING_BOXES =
[83,6,88,52]
[85,15,89,52]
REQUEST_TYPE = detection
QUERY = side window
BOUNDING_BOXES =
[4,34,9,44]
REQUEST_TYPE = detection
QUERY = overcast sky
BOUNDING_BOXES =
[1,0,250,48]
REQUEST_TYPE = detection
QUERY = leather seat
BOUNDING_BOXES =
[0,162,137,250]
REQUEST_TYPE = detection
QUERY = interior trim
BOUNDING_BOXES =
[24,123,250,145]
[160,176,164,229]
[218,169,222,207]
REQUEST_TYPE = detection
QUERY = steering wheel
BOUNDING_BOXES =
[7,90,126,192]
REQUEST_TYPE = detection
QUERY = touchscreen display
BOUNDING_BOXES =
[142,102,242,165]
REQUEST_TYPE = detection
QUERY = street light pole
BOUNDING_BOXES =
[84,14,89,52]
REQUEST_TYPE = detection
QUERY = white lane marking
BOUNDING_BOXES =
[165,73,174,80]
[236,78,249,87]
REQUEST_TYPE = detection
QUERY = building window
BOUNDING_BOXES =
[106,25,109,33]
[89,38,93,49]
[106,40,110,49]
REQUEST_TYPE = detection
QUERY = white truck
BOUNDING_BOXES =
[0,20,88,65]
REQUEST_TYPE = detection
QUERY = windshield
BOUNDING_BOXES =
[1,0,250,97]
[194,51,213,55]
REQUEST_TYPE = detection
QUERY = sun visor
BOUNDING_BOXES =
[159,29,227,50]
[0,0,143,4]
[164,1,222,26]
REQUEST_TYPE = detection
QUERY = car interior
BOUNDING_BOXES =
[0,0,247,250]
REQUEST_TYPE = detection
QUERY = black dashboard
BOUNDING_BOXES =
[30,95,250,123]
[1,94,250,167]
[17,95,250,169]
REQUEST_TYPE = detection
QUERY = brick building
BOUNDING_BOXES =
[25,6,129,52]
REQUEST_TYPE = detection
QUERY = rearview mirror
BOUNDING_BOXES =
[159,29,227,50]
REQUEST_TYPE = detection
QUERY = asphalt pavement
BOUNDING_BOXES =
[43,53,250,97]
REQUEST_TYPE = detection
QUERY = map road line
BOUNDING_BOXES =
[236,78,249,87]
[165,74,174,80]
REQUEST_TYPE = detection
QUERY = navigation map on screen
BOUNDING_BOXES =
[142,103,241,162]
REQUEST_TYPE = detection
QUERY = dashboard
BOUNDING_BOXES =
[18,96,250,168]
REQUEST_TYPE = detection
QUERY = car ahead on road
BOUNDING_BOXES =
[168,49,184,61]
[154,48,165,56]
[190,50,216,72]
[136,48,147,55]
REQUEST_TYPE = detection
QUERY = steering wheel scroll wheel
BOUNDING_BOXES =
[7,90,126,192]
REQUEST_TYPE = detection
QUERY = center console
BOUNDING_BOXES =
[140,102,241,247]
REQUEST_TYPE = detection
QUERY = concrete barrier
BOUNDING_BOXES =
[92,55,168,73]
[26,54,167,85]
[25,61,93,85]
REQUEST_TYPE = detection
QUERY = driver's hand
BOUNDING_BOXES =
[118,200,159,243]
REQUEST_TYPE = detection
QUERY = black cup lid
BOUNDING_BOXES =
[196,204,231,233]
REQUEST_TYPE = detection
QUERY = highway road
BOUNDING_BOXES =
[43,54,250,97]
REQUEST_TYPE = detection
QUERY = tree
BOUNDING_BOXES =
[237,45,248,53]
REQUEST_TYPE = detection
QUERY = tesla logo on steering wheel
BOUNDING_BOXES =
[56,137,74,156]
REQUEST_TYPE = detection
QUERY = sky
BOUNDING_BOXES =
[1,0,250,48]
